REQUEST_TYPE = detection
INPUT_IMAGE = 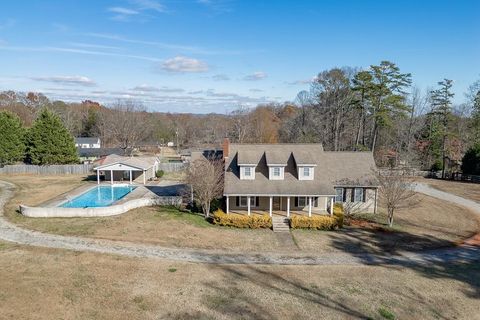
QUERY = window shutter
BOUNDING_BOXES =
[236,197,239,207]
[351,188,355,202]
[256,197,259,207]
[363,188,366,202]
[294,197,298,207]
[343,188,347,202]
[314,197,318,207]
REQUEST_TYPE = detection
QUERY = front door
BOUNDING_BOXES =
[273,197,281,210]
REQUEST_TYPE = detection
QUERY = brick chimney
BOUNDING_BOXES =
[222,138,230,159]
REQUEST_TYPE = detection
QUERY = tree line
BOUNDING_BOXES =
[0,60,479,172]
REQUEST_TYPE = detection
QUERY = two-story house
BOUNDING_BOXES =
[222,139,378,217]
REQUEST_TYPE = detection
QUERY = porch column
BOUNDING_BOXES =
[110,169,113,185]
[269,196,273,217]
[96,170,100,185]
[247,196,251,216]
[226,196,229,214]
[330,197,334,215]
[129,170,132,184]
[308,196,312,217]
[143,170,146,185]
[286,197,290,218]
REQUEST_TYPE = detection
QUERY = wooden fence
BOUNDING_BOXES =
[0,164,94,175]
[158,163,187,172]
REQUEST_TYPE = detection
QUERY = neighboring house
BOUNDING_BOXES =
[77,147,132,164]
[75,137,101,149]
[221,139,378,217]
[93,154,159,185]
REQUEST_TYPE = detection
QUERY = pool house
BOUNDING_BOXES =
[93,154,160,185]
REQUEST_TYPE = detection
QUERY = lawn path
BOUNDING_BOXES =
[414,183,480,214]
[0,180,479,265]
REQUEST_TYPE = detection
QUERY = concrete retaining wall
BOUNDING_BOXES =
[20,196,182,218]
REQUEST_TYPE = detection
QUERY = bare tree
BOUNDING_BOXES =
[185,157,224,218]
[229,106,250,143]
[97,100,151,153]
[376,169,417,227]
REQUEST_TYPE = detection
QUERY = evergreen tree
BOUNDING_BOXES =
[461,144,480,175]
[26,108,79,165]
[471,90,480,144]
[0,111,25,165]
[430,79,454,178]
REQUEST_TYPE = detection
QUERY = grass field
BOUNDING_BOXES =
[1,174,479,254]
[420,177,480,202]
[0,241,478,319]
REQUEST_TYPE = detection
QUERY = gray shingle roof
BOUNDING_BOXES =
[94,154,158,170]
[224,143,377,196]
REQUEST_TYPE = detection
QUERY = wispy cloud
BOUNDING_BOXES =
[160,56,209,73]
[83,32,245,55]
[249,88,264,92]
[107,0,165,21]
[197,0,234,14]
[243,71,267,81]
[287,76,318,85]
[212,74,230,81]
[30,75,96,87]
[131,84,184,93]
[67,42,120,50]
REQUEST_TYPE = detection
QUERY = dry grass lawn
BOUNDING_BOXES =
[0,241,478,320]
[1,174,479,254]
[419,177,480,202]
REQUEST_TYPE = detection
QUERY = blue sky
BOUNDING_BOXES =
[0,0,478,113]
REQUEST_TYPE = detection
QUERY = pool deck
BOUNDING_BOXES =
[19,180,185,218]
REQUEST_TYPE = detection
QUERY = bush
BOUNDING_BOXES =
[461,144,480,175]
[430,160,443,172]
[291,204,344,230]
[156,170,165,178]
[213,209,272,229]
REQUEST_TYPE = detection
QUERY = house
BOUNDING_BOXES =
[221,139,378,217]
[77,147,132,164]
[93,154,159,185]
[75,137,101,149]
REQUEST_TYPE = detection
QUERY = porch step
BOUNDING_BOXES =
[272,216,290,232]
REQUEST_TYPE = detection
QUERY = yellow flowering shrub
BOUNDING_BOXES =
[213,209,272,229]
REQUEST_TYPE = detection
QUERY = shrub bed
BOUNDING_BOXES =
[291,204,344,230]
[213,210,272,229]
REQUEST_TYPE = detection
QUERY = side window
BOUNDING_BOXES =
[354,188,364,202]
[273,167,280,176]
[303,167,310,177]
[244,167,251,176]
[335,188,344,203]
[297,197,306,207]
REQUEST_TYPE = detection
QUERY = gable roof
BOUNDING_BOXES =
[94,154,158,170]
[224,143,377,196]
[75,137,100,144]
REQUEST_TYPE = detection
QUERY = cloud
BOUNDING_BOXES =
[212,74,230,81]
[30,76,96,87]
[67,42,120,50]
[131,0,165,13]
[107,0,165,21]
[197,0,233,13]
[131,84,185,93]
[160,56,209,73]
[287,76,318,85]
[249,88,264,93]
[108,7,140,15]
[243,71,267,81]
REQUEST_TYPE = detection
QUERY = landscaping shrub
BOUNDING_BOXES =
[155,170,165,178]
[291,204,344,230]
[213,209,272,229]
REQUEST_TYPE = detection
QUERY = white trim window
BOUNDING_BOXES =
[273,167,280,177]
[239,196,256,207]
[240,166,255,180]
[303,167,310,177]
[244,167,252,177]
[297,197,306,207]
[335,188,344,203]
[298,166,314,180]
[354,188,364,202]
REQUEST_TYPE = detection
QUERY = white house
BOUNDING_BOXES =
[75,137,101,149]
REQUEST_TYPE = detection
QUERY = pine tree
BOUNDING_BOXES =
[430,79,454,178]
[471,90,480,144]
[26,108,79,165]
[0,111,25,165]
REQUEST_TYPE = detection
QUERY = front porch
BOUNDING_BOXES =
[225,195,335,217]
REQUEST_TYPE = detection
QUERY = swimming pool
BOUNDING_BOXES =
[60,185,136,208]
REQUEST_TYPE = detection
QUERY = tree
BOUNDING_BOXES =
[351,71,374,150]
[25,108,79,165]
[186,157,224,218]
[376,169,417,227]
[0,111,25,165]
[367,61,412,153]
[461,144,480,175]
[430,79,454,178]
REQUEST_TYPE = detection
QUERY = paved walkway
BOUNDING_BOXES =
[0,180,479,265]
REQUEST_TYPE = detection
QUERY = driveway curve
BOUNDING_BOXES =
[0,180,479,265]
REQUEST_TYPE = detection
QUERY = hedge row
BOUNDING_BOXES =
[213,210,272,229]
[290,204,344,230]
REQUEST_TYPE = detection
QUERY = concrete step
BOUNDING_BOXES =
[272,217,290,232]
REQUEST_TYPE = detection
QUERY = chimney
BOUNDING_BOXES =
[222,138,230,159]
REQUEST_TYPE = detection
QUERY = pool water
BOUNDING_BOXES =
[60,185,136,208]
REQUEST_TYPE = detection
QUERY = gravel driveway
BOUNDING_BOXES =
[0,180,479,265]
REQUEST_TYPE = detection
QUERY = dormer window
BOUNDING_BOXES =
[240,166,256,180]
[298,165,314,180]
[268,166,285,180]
